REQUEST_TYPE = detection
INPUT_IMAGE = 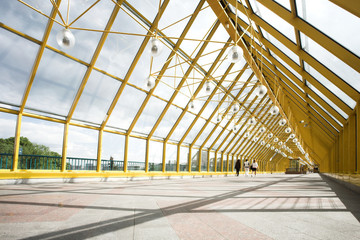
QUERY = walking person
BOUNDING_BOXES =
[243,159,250,177]
[251,159,258,177]
[235,159,241,176]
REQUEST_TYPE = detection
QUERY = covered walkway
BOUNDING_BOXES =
[1,173,360,240]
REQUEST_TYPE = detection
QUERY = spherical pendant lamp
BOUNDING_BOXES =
[269,105,280,115]
[205,80,211,93]
[285,127,291,134]
[149,38,162,57]
[279,118,287,126]
[144,76,155,91]
[248,117,256,125]
[255,85,267,98]
[268,133,273,138]
[56,29,75,49]
[227,45,243,63]
[259,126,266,133]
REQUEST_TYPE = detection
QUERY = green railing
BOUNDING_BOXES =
[102,159,124,171]
[0,153,13,170]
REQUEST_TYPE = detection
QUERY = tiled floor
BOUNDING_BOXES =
[0,173,359,240]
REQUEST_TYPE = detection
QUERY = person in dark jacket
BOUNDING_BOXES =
[235,159,241,176]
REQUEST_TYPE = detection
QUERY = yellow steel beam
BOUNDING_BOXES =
[145,139,149,172]
[329,0,360,18]
[188,147,192,173]
[166,39,231,143]
[256,0,360,74]
[357,102,360,173]
[162,142,167,172]
[19,0,61,113]
[214,150,218,172]
[176,144,180,172]
[124,134,129,172]
[208,82,254,150]
[61,122,69,172]
[67,2,123,122]
[12,113,22,172]
[149,25,219,143]
[97,129,103,172]
[227,7,356,114]
[198,147,202,172]
[101,0,170,130]
[349,114,356,173]
[207,149,211,172]
[128,0,203,136]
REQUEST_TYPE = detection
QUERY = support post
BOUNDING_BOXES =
[12,113,22,171]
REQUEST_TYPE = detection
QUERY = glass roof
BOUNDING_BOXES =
[0,0,359,166]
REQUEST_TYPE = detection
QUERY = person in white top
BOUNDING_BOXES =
[251,159,258,177]
[243,159,250,177]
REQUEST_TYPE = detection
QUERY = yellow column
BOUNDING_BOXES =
[357,103,360,173]
[207,149,211,172]
[220,153,224,172]
[124,134,129,172]
[12,113,22,171]
[162,141,166,172]
[176,144,180,172]
[61,122,69,172]
[96,129,103,172]
[145,139,149,173]
[198,148,202,172]
[188,146,192,173]
[349,114,356,173]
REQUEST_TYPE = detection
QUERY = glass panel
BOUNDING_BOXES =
[273,0,291,11]
[191,147,199,171]
[179,145,189,171]
[128,137,145,171]
[276,66,304,93]
[96,7,148,79]
[101,132,124,171]
[127,38,172,90]
[249,0,295,42]
[194,123,216,147]
[158,0,199,40]
[204,125,223,149]
[213,130,230,149]
[47,0,114,63]
[296,0,360,57]
[170,112,196,141]
[149,140,163,171]
[133,96,167,135]
[306,82,348,119]
[209,151,215,172]
[106,85,147,130]
[270,50,302,81]
[308,95,343,127]
[0,0,52,40]
[0,29,39,106]
[300,32,360,93]
[261,27,299,65]
[216,152,221,172]
[0,113,17,144]
[180,2,217,58]
[126,0,158,22]
[166,143,177,171]
[153,105,182,138]
[184,118,207,144]
[201,150,208,171]
[26,49,87,116]
[221,132,235,152]
[222,154,227,172]
[309,105,338,132]
[72,70,121,124]
[67,125,98,159]
[304,62,356,109]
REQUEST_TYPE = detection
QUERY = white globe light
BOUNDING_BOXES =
[274,137,279,142]
[205,80,211,93]
[244,132,250,138]
[260,140,265,145]
[253,137,259,142]
[56,29,75,49]
[268,133,273,138]
[289,133,296,139]
[144,76,155,90]
[256,85,267,98]
[233,124,239,132]
[232,103,240,113]
[189,100,196,110]
[149,38,162,57]
[275,148,278,152]
[248,117,256,125]
[293,138,298,143]
[279,118,287,126]
[285,127,291,134]
[271,146,274,150]
[259,126,266,133]
[216,114,222,123]
[296,142,300,146]
[278,141,283,145]
[266,144,270,148]
[227,45,243,63]
[269,105,280,115]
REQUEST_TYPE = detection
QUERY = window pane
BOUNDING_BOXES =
[184,118,207,144]
[0,29,38,107]
[194,123,216,147]
[166,143,177,171]
[153,105,182,138]
[209,151,215,172]
[26,49,87,116]
[201,150,208,171]
[149,140,163,172]
[296,0,360,57]
[179,145,189,172]
[300,32,360,93]
[102,132,124,171]
[72,70,121,124]
[308,95,343,127]
[170,112,196,141]
[249,0,295,42]
[128,137,145,171]
[191,147,199,171]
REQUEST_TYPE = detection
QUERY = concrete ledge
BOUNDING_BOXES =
[321,173,360,194]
